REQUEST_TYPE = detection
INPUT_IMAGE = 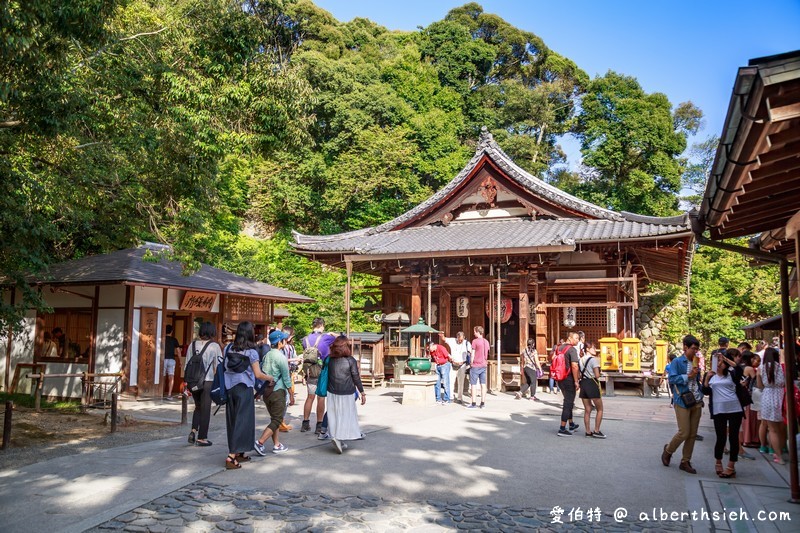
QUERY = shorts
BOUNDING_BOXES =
[163,358,176,376]
[306,381,317,396]
[579,378,601,399]
[470,367,487,385]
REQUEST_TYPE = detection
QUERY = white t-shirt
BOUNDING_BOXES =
[185,340,222,382]
[445,338,471,364]
[579,354,599,380]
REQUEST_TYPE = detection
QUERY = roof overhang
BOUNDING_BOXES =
[698,50,800,255]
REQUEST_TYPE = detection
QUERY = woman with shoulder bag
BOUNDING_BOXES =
[223,321,274,469]
[326,336,366,454]
[185,322,222,447]
[701,348,744,478]
[516,338,542,401]
[757,348,786,464]
[579,342,605,438]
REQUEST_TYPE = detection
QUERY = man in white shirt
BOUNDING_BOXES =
[444,332,471,405]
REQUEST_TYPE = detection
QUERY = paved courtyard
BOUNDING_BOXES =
[1,387,797,532]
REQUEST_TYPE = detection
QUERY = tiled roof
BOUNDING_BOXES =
[293,128,692,253]
[293,218,691,255]
[32,244,313,303]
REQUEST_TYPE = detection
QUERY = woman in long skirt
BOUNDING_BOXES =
[326,336,366,454]
[224,321,273,469]
[186,321,222,446]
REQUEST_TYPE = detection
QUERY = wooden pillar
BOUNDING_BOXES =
[4,289,15,392]
[535,283,548,355]
[439,288,451,337]
[784,211,800,501]
[122,285,134,392]
[518,271,529,384]
[89,286,100,375]
[160,288,168,397]
[345,261,353,336]
[410,275,421,325]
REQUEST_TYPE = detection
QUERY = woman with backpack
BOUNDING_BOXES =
[224,321,274,469]
[579,342,605,438]
[326,336,366,454]
[184,322,222,447]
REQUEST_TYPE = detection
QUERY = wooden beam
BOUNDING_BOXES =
[740,169,800,197]
[767,122,800,148]
[749,156,800,181]
[552,277,636,284]
[538,302,636,308]
[757,140,800,166]
[410,275,421,325]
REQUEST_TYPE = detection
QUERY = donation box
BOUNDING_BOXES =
[654,340,668,374]
[598,337,620,371]
[621,338,641,372]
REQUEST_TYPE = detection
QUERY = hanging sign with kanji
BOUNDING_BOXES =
[180,291,217,312]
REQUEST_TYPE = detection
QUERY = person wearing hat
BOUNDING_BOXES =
[254,329,293,456]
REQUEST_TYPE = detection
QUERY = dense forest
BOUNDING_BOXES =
[1,0,783,345]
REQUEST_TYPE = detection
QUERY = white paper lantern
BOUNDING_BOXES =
[456,296,470,318]
[562,306,576,328]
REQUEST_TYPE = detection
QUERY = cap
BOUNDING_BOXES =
[718,337,729,345]
[269,330,290,346]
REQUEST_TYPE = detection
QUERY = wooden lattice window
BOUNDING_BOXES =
[575,307,607,345]
[450,298,464,337]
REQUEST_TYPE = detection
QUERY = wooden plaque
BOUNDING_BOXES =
[180,291,216,312]
[137,307,158,396]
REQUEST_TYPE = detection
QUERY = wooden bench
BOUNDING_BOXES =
[600,372,663,398]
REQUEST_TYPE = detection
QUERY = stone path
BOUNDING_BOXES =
[89,482,691,532]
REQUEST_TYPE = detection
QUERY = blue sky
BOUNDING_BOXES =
[313,0,800,166]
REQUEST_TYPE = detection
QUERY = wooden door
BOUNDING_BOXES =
[137,307,159,397]
[468,298,485,341]
[165,315,190,396]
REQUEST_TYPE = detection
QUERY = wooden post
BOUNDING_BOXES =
[111,393,118,433]
[496,272,501,391]
[160,288,168,397]
[2,401,12,450]
[34,377,42,412]
[535,284,548,355]
[4,289,15,393]
[410,275,421,325]
[780,258,799,501]
[181,393,188,425]
[122,285,134,393]
[438,288,451,338]
[519,272,529,387]
[427,267,432,327]
[345,261,353,336]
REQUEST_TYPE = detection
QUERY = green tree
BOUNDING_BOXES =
[575,71,702,216]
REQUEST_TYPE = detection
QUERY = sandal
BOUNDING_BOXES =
[225,456,241,470]
[715,461,723,476]
[773,454,786,465]
[236,453,251,462]
[719,467,736,478]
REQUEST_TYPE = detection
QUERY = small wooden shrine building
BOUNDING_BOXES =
[293,129,694,382]
[1,243,312,399]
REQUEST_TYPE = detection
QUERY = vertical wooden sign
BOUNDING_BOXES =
[137,307,159,397]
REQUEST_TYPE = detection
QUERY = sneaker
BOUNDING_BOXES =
[342,443,349,449]
[514,392,522,400]
[332,438,343,454]
[557,428,572,437]
[467,404,478,409]
[314,422,323,435]
[759,445,769,453]
[569,423,580,432]
[695,434,704,441]
[300,420,311,432]
[272,443,289,454]
[317,432,330,440]
[739,451,755,460]
[253,440,266,456]
[592,431,607,439]
[531,396,539,401]
[479,402,485,409]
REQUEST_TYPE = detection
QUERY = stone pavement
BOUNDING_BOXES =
[1,388,798,532]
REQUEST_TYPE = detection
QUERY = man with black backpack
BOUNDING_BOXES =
[554,332,581,436]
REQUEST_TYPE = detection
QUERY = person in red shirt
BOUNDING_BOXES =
[428,341,452,404]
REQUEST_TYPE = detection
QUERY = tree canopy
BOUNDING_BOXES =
[1,1,784,339]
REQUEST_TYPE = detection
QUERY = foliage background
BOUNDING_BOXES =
[1,0,785,341]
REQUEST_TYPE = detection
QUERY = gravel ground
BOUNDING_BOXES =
[0,410,184,470]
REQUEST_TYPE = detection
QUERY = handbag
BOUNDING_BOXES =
[316,358,329,397]
[672,382,697,408]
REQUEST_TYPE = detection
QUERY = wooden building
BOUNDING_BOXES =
[1,243,312,399]
[293,128,694,381]
[696,49,800,500]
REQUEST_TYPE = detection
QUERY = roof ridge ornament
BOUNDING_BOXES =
[478,126,494,149]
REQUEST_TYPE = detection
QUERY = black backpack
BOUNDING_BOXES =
[184,341,213,392]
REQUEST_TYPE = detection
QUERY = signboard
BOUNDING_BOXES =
[137,307,158,396]
[607,308,618,333]
[456,296,470,318]
[225,296,270,322]
[562,306,576,327]
[180,291,216,312]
